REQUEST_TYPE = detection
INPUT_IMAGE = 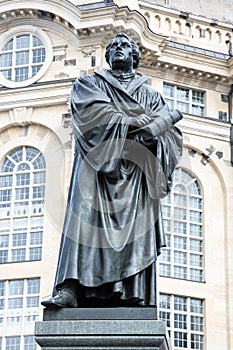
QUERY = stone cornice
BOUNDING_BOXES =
[0,0,168,57]
[0,79,73,112]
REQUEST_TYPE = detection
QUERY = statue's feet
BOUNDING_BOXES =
[41,289,78,308]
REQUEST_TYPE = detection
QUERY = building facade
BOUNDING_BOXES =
[0,1,232,349]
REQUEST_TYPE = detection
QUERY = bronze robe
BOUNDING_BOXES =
[53,70,183,306]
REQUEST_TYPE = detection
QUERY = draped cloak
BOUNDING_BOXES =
[53,70,183,306]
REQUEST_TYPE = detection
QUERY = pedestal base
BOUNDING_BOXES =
[35,308,171,350]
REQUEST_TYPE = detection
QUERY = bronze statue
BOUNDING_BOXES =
[42,33,183,309]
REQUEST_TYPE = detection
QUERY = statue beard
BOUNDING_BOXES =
[110,58,133,72]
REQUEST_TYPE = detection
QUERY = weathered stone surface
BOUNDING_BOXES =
[35,309,171,350]
[43,307,158,321]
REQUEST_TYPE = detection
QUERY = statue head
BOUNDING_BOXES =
[105,33,140,70]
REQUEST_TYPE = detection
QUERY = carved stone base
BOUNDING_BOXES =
[35,308,171,350]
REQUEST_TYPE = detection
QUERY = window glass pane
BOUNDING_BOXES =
[177,87,189,101]
[0,175,13,187]
[190,223,202,237]
[190,197,202,209]
[26,148,39,161]
[6,336,20,349]
[190,239,202,252]
[0,146,45,263]
[10,149,23,163]
[32,186,45,199]
[174,313,187,329]
[16,51,29,66]
[0,235,9,247]
[17,163,30,172]
[8,297,23,309]
[191,333,204,349]
[32,65,42,76]
[174,207,186,220]
[159,294,171,309]
[192,90,204,104]
[26,296,39,308]
[174,221,187,234]
[160,249,171,262]
[174,250,187,264]
[15,67,29,82]
[29,247,42,261]
[16,173,30,186]
[190,299,203,313]
[27,278,40,294]
[174,331,187,347]
[32,154,46,169]
[11,248,26,262]
[163,83,174,98]
[33,36,43,46]
[33,48,45,63]
[174,193,187,206]
[33,172,45,184]
[163,219,171,232]
[174,265,187,279]
[1,159,15,172]
[160,263,171,277]
[30,231,43,245]
[24,335,37,350]
[190,268,203,282]
[174,296,187,311]
[16,35,30,49]
[0,53,12,67]
[0,189,12,201]
[159,311,170,327]
[0,250,8,263]
[189,181,201,195]
[15,187,29,200]
[177,101,189,113]
[0,282,5,296]
[12,234,27,247]
[192,104,204,116]
[190,253,202,267]
[162,205,170,217]
[190,210,202,222]
[2,69,12,80]
[9,280,24,295]
[3,39,13,51]
[174,235,187,249]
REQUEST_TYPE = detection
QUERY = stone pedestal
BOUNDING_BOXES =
[35,308,171,350]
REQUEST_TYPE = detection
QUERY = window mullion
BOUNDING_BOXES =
[28,34,33,79]
[189,88,192,114]
[11,35,16,81]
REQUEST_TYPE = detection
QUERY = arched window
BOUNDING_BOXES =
[0,26,52,88]
[160,168,203,282]
[0,146,45,263]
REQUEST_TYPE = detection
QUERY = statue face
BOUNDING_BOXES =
[108,36,133,71]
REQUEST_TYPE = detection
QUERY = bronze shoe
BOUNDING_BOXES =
[41,289,78,308]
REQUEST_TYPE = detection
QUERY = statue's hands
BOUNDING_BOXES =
[128,114,153,127]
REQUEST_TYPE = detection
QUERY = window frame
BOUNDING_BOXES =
[163,82,205,117]
[0,278,40,350]
[0,26,53,88]
[0,146,45,263]
[159,294,205,350]
[160,168,204,282]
